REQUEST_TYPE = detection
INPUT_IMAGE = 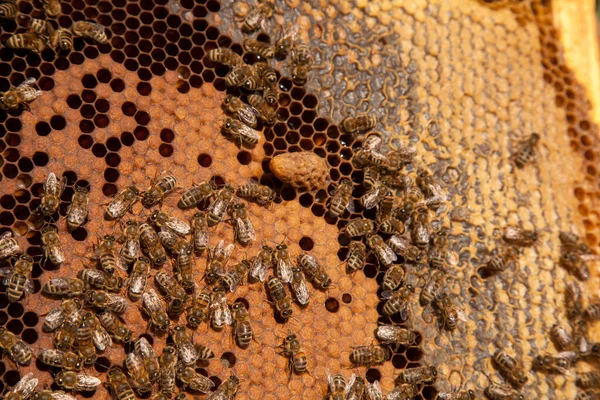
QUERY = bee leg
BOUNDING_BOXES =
[21,102,32,113]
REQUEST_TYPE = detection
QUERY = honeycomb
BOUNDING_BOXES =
[0,0,597,398]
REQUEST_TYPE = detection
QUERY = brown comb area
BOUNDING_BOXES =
[0,0,598,399]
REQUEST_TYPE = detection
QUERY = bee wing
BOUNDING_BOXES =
[20,77,37,87]
[240,124,261,141]
[380,290,394,300]
[580,254,600,262]
[243,218,256,240]
[250,257,269,282]
[49,392,77,400]
[223,243,235,259]
[93,325,112,351]
[361,189,380,210]
[377,245,397,265]
[367,381,383,399]
[375,325,395,342]
[123,239,140,258]
[398,305,409,321]
[277,259,293,283]
[76,374,101,390]
[503,226,521,241]
[223,305,233,326]
[142,289,161,314]
[0,267,10,279]
[13,373,38,397]
[291,276,310,305]
[166,218,191,236]
[136,336,156,359]
[43,307,66,332]
[0,231,13,240]
[24,279,34,294]
[345,374,357,396]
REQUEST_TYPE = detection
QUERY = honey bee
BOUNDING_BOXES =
[206,48,243,67]
[249,245,274,282]
[346,241,367,274]
[434,294,464,331]
[55,372,101,392]
[575,390,600,400]
[243,38,274,59]
[6,32,46,53]
[43,299,81,332]
[349,345,390,367]
[344,218,374,237]
[237,181,276,207]
[0,327,32,366]
[174,243,194,291]
[247,93,277,125]
[367,233,397,267]
[126,257,149,301]
[386,383,417,400]
[71,21,107,43]
[86,313,111,352]
[513,133,540,169]
[565,281,584,321]
[267,275,292,319]
[531,351,577,374]
[208,185,236,227]
[210,287,233,331]
[0,231,20,259]
[278,332,308,376]
[39,172,66,217]
[0,0,17,19]
[50,27,74,50]
[273,243,294,284]
[105,186,139,220]
[437,389,476,400]
[206,374,240,400]
[573,319,592,356]
[117,221,140,264]
[177,366,215,393]
[484,381,524,400]
[106,367,135,400]
[225,65,254,87]
[66,186,89,231]
[42,277,85,298]
[139,223,167,267]
[207,240,235,285]
[86,290,127,314]
[365,381,383,400]
[493,349,528,388]
[95,234,126,273]
[297,252,331,290]
[140,288,169,332]
[487,246,518,274]
[396,365,437,385]
[133,337,159,380]
[328,179,354,217]
[420,269,445,305]
[290,267,310,306]
[253,62,278,85]
[381,285,414,318]
[326,373,345,400]
[375,325,415,346]
[53,319,78,351]
[378,217,405,236]
[550,324,574,351]
[78,268,123,292]
[2,254,34,303]
[98,310,132,343]
[222,95,258,128]
[228,202,256,245]
[125,351,151,394]
[150,210,191,236]
[416,169,446,209]
[178,182,214,209]
[274,26,296,58]
[154,272,188,318]
[240,0,274,32]
[142,175,177,208]
[41,225,64,265]
[584,303,600,321]
[361,182,390,210]
[363,168,380,192]
[577,372,600,389]
[158,346,178,396]
[559,231,590,254]
[76,313,97,365]
[220,259,250,292]
[502,226,537,247]
[345,374,365,400]
[411,207,431,249]
[38,348,82,371]
[291,44,313,85]
[4,373,38,400]
[263,84,279,105]
[232,300,253,348]
[560,251,591,281]
[187,289,211,329]
[340,114,376,135]
[381,264,405,291]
